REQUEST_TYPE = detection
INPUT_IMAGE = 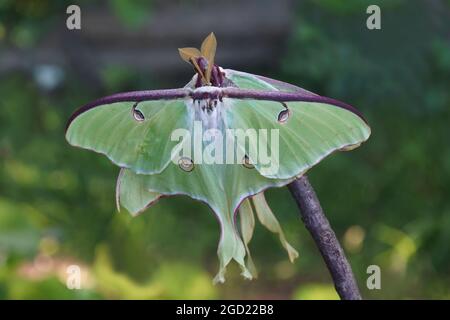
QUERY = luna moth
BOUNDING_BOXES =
[66,33,370,283]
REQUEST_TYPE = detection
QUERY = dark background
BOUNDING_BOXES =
[0,0,449,299]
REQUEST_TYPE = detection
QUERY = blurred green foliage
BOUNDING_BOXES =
[0,0,151,48]
[0,0,449,299]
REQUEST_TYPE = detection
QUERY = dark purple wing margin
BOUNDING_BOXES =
[66,84,367,134]
[65,88,190,132]
[225,70,367,123]
[221,88,368,124]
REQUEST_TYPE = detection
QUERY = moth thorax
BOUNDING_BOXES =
[194,98,222,130]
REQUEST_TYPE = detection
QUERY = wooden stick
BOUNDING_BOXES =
[288,175,362,300]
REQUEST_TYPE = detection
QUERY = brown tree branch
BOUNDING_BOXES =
[288,175,362,300]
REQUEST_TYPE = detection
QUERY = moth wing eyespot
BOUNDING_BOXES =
[132,102,145,122]
[178,157,194,172]
[242,155,255,169]
[277,102,290,124]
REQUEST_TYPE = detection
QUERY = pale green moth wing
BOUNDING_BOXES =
[225,69,318,95]
[116,168,161,216]
[251,193,298,262]
[222,69,371,179]
[224,98,370,179]
[118,155,293,283]
[117,166,296,281]
[238,194,298,276]
[238,198,258,278]
[66,90,192,175]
